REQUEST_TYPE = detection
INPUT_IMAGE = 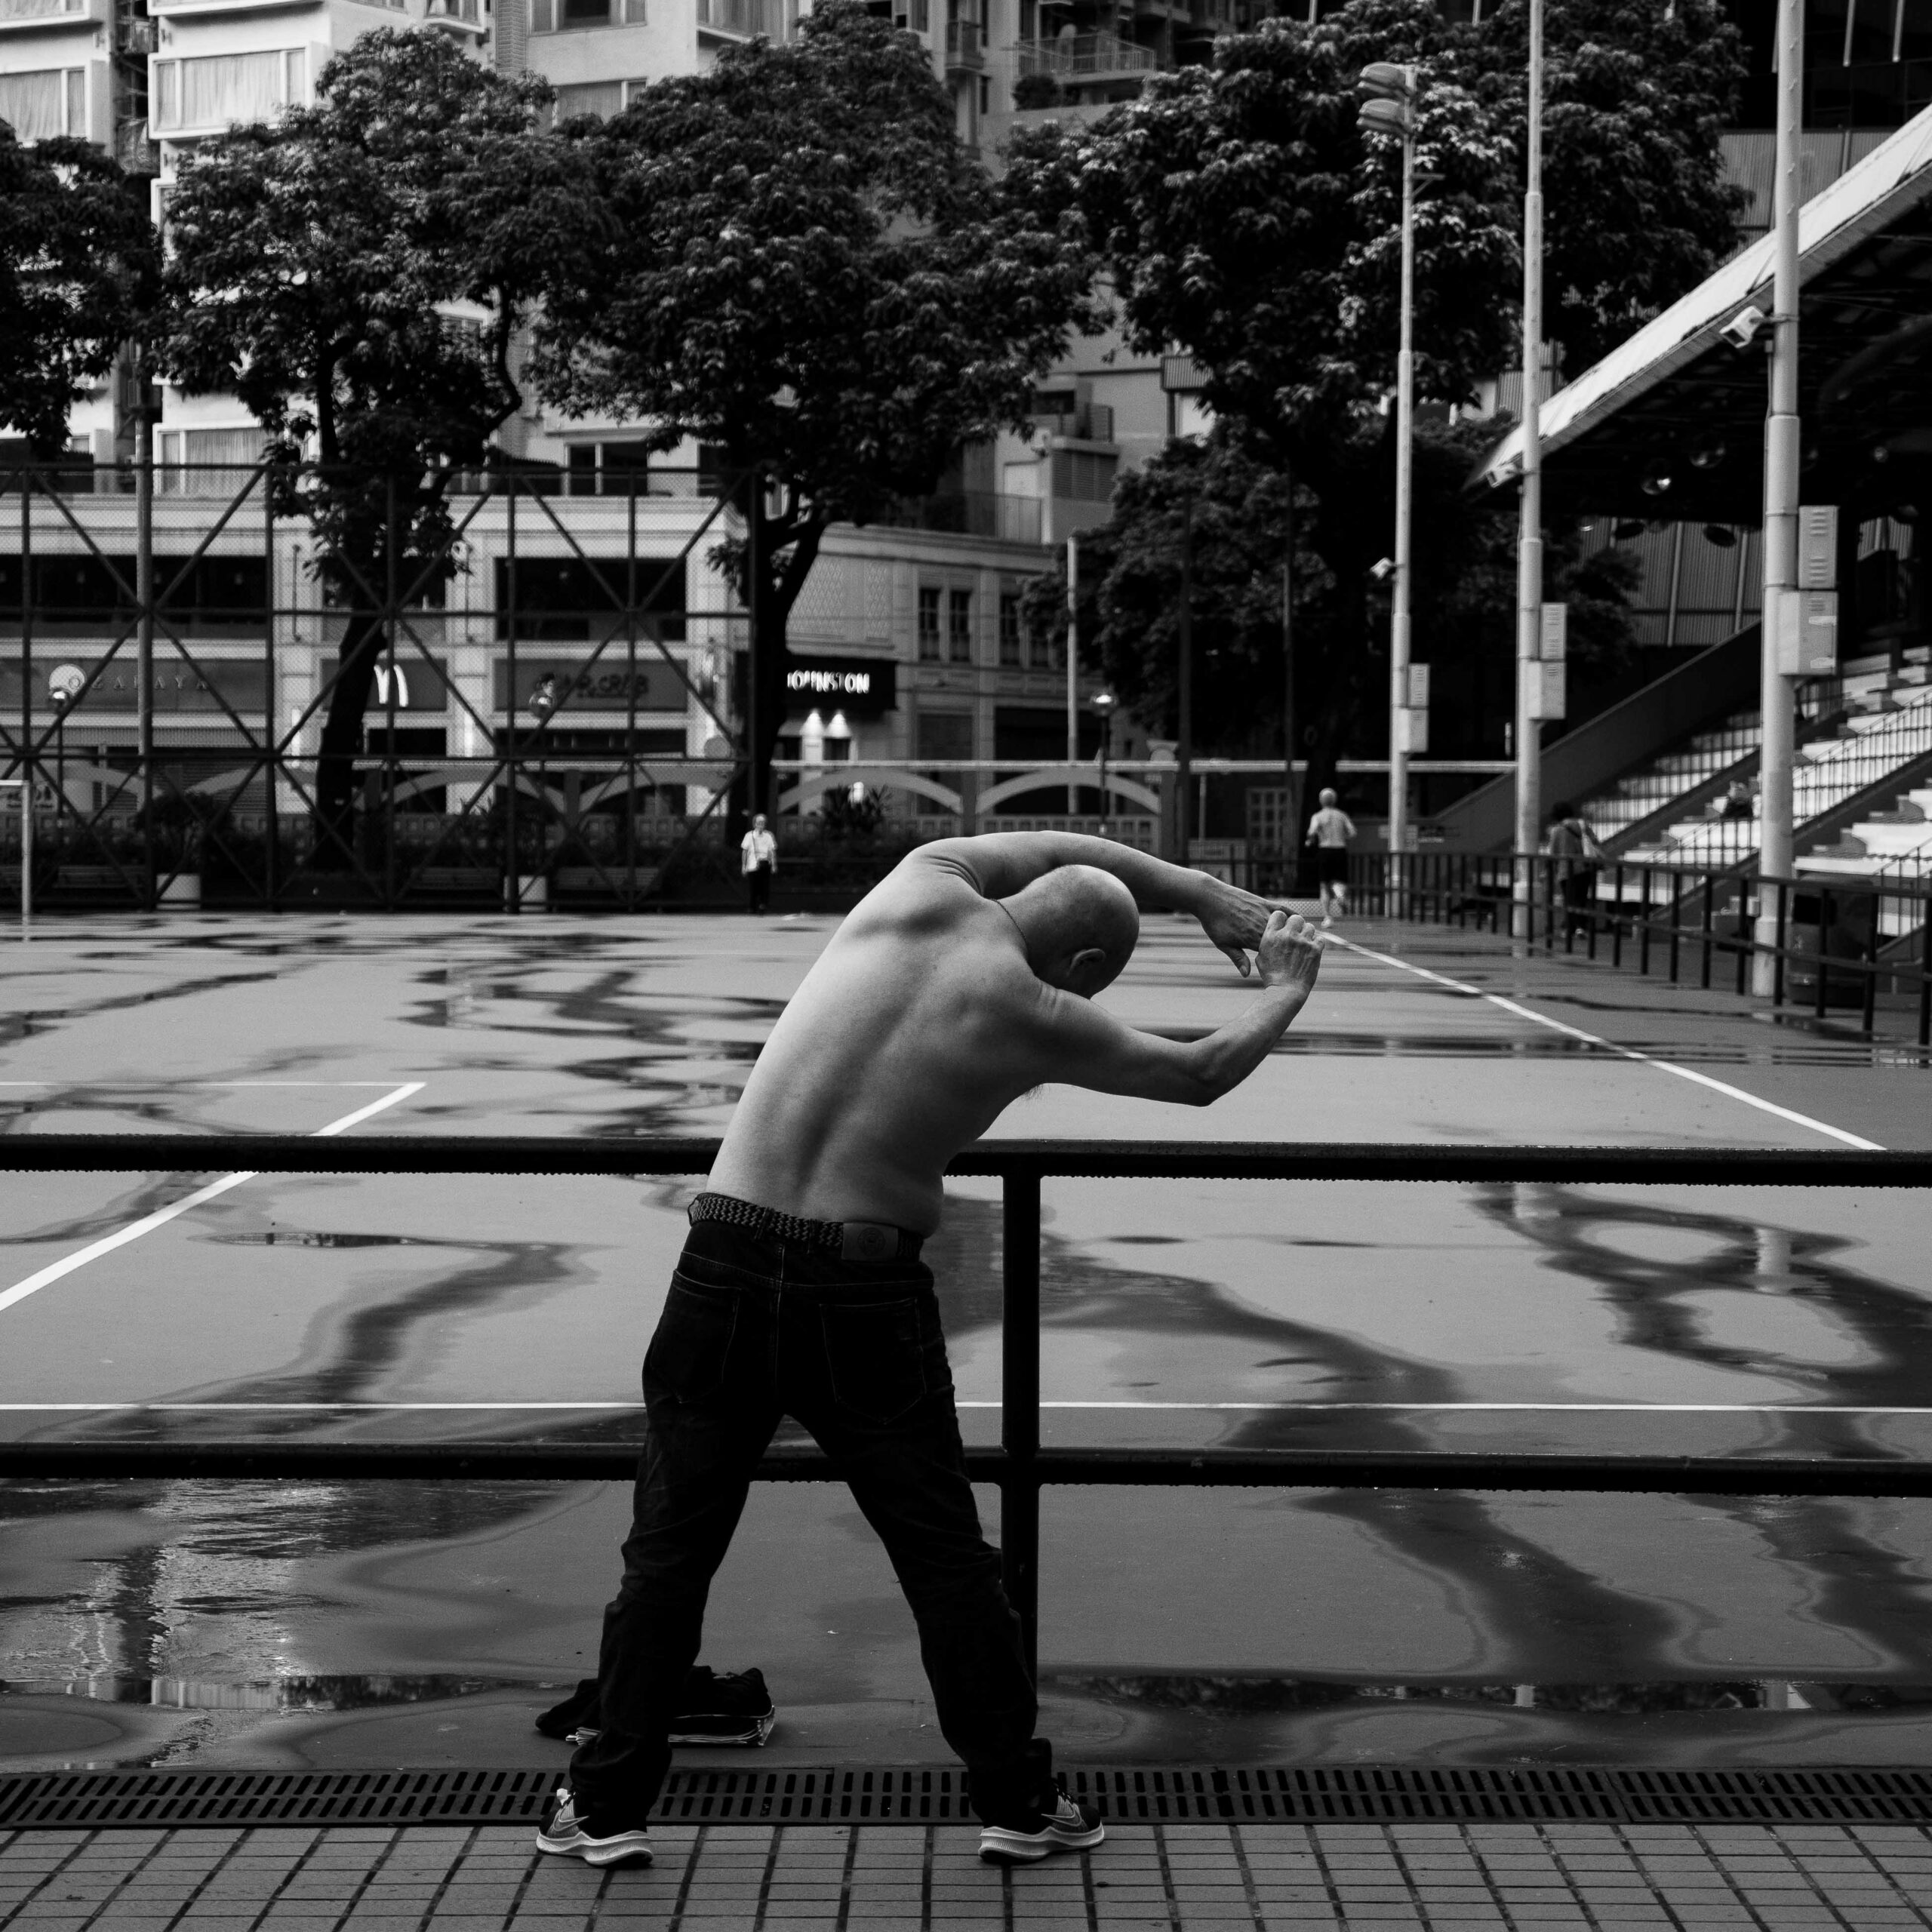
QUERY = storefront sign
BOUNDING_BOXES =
[783,653,896,716]
[0,655,267,713]
[492,655,688,714]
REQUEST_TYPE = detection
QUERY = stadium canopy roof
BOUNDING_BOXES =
[1476,106,1932,528]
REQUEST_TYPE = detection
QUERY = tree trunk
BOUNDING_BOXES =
[737,500,827,839]
[312,601,385,873]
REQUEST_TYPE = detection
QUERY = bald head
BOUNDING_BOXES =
[1000,864,1140,997]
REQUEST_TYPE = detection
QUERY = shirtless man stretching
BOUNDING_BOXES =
[539,832,1324,1870]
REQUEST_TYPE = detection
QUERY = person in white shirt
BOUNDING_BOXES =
[1304,788,1356,928]
[740,814,777,915]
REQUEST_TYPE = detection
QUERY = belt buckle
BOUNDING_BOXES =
[840,1221,895,1262]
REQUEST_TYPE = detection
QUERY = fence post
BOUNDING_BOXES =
[1918,917,1930,1049]
[506,477,518,913]
[137,417,156,911]
[263,468,278,909]
[1001,1164,1042,1682]
[1863,903,1878,1035]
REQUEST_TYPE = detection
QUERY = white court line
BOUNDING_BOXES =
[1323,932,1883,1152]
[0,1081,424,1318]
[1,1399,1927,1415]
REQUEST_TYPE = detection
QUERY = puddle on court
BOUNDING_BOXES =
[1049,1674,1914,1715]
[0,1672,537,1711]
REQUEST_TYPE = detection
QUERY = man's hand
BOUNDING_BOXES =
[1197,878,1278,976]
[1256,909,1324,999]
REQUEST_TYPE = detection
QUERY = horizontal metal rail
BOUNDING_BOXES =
[5,1135,1929,1679]
[6,1442,1932,1498]
[2,1136,1928,1184]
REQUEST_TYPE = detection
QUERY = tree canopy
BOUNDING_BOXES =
[156,30,580,851]
[1008,0,1744,794]
[533,0,1097,817]
[0,128,155,457]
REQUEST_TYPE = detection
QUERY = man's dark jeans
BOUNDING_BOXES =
[569,1219,1041,1826]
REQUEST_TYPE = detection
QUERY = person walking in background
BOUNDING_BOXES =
[1546,801,1604,941]
[740,812,777,915]
[1305,787,1356,928]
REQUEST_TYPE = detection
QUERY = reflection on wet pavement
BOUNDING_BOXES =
[5,913,1932,1770]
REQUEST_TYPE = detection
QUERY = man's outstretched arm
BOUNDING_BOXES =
[918,830,1274,973]
[1026,909,1324,1104]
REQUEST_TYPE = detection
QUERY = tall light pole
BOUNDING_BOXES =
[1511,0,1544,934]
[1360,61,1418,898]
[1755,0,1803,993]
[1064,534,1078,814]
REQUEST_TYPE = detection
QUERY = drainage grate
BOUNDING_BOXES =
[7,1764,1932,1831]
[0,1768,557,1832]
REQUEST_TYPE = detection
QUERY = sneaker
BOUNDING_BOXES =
[1320,915,1334,928]
[535,1785,654,1867]
[978,1783,1106,1865]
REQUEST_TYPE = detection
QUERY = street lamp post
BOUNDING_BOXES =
[1755,0,1804,993]
[1360,61,1419,907]
[1511,0,1546,936]
[1091,688,1118,835]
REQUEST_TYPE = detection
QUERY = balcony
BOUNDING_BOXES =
[696,0,781,38]
[421,0,486,35]
[0,0,93,30]
[1011,29,1157,82]
[944,15,980,68]
[873,490,1042,546]
[1033,401,1113,445]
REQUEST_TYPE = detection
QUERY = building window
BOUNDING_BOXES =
[567,442,653,495]
[152,49,303,134]
[1027,609,1054,671]
[158,428,269,497]
[915,711,974,761]
[998,592,1022,667]
[0,66,85,142]
[1050,448,1118,503]
[553,81,626,119]
[532,0,646,30]
[918,586,941,661]
[947,589,973,663]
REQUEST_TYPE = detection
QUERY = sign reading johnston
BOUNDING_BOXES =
[783,653,896,717]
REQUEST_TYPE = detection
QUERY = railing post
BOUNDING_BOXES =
[1001,1164,1042,1683]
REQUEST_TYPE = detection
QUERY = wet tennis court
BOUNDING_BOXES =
[3,907,1930,1777]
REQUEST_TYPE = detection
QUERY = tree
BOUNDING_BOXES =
[532,0,1097,823]
[1021,425,1638,794]
[155,32,580,860]
[1008,0,1744,794]
[0,128,155,457]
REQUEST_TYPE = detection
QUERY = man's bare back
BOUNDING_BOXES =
[706,832,1324,1234]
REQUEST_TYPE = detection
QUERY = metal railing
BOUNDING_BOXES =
[1352,852,1932,1048]
[4,1134,1930,1680]
[1011,30,1158,78]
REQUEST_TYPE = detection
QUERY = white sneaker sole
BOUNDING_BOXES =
[978,1820,1106,1864]
[536,1828,654,1867]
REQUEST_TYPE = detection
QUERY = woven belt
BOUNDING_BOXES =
[688,1192,923,1263]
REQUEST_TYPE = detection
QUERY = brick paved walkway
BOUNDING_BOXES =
[7,1819,1932,1929]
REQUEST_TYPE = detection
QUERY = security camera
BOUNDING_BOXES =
[1718,306,1769,352]
[1369,556,1395,580]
